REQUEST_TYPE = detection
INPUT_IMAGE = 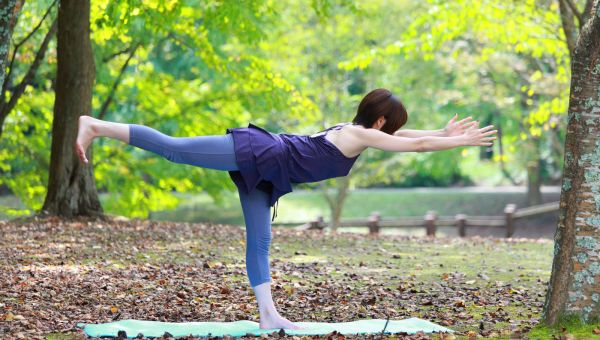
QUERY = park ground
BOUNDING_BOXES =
[0,187,562,227]
[1,216,599,339]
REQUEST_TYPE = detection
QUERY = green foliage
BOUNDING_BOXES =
[87,0,323,217]
[259,0,471,192]
[1,0,572,219]
[1,0,323,218]
[339,0,570,186]
[0,89,54,216]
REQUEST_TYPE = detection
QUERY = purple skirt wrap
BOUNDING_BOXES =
[226,122,361,221]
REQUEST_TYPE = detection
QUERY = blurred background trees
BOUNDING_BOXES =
[0,0,582,223]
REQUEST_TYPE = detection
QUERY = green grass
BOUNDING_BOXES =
[0,195,30,220]
[528,314,600,339]
[0,188,560,225]
[149,188,560,226]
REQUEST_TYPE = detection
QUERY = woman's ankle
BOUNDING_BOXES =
[80,115,99,136]
[259,305,279,317]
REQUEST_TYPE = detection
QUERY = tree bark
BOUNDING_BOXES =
[526,155,543,206]
[41,0,102,217]
[0,0,21,90]
[559,0,579,57]
[323,175,350,231]
[543,0,600,325]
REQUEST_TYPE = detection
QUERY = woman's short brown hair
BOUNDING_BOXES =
[352,88,408,135]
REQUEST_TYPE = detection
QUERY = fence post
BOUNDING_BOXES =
[425,210,437,237]
[368,211,381,235]
[317,215,324,229]
[504,204,517,238]
[456,213,467,237]
[309,215,323,230]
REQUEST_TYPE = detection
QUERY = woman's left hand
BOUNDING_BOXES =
[443,114,476,137]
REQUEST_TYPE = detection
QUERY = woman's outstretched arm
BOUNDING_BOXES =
[356,121,497,152]
[393,114,475,138]
[393,128,446,138]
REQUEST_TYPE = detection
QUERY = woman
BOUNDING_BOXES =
[75,88,497,330]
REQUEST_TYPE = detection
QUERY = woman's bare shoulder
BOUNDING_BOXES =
[335,123,371,155]
[341,123,372,137]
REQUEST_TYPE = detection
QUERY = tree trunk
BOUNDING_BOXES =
[0,0,21,89]
[543,1,600,325]
[526,156,543,206]
[322,175,351,232]
[329,176,350,231]
[41,0,102,217]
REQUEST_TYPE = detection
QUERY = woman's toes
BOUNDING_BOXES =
[76,116,95,163]
[76,143,88,163]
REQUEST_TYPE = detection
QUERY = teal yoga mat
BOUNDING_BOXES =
[78,318,454,338]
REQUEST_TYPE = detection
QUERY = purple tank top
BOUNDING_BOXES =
[226,122,361,221]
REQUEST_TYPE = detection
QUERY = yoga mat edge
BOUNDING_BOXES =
[78,318,454,338]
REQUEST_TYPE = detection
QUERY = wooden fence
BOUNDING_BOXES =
[273,201,560,238]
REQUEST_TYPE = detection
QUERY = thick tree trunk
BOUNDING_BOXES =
[41,0,102,217]
[543,1,600,325]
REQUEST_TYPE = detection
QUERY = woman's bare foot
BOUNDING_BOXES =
[75,115,98,164]
[259,313,306,330]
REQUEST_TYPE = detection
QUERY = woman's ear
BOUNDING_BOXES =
[378,116,386,129]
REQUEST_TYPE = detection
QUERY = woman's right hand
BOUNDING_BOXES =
[462,121,497,146]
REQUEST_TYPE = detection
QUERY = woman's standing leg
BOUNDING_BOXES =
[75,115,238,171]
[77,115,302,329]
[238,187,303,330]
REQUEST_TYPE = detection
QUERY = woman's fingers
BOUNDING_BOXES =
[479,125,495,132]
[479,130,498,136]
[457,116,473,125]
[466,121,479,130]
[456,121,473,129]
[481,130,498,136]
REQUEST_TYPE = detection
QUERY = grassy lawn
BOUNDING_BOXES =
[149,188,561,226]
[0,188,560,226]
[2,215,595,339]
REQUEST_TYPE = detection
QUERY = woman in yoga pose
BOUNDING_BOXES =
[75,88,497,330]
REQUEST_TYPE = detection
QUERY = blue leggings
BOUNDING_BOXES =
[128,124,272,287]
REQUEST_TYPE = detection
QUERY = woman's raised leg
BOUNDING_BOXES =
[75,115,238,171]
[237,187,304,330]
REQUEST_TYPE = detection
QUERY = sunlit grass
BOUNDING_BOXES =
[147,188,560,226]
[1,187,560,226]
[528,314,600,339]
